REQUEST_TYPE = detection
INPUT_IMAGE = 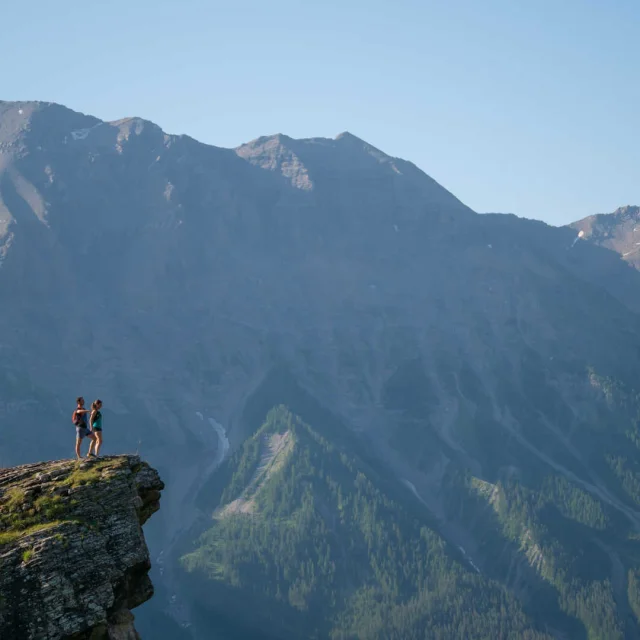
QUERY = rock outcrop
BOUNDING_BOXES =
[0,455,164,639]
[570,205,640,267]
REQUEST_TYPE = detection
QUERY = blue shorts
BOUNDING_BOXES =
[76,426,92,439]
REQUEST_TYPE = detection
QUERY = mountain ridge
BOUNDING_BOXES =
[3,100,640,638]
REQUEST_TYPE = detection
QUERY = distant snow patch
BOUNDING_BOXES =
[71,122,102,141]
[71,129,91,140]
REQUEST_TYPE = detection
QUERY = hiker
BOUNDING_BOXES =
[90,399,104,457]
[73,396,96,460]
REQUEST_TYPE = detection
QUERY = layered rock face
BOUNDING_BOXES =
[0,455,164,640]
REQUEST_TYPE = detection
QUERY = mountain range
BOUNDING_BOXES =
[1,100,640,639]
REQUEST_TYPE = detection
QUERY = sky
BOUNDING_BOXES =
[1,0,638,225]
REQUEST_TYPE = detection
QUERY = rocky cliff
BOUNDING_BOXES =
[0,455,164,640]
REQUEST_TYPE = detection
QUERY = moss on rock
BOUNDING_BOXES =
[0,455,164,639]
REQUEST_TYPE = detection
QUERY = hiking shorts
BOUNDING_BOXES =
[76,426,91,439]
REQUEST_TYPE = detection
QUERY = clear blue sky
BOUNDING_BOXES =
[1,0,638,224]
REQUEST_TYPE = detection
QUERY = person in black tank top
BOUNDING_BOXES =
[74,396,97,460]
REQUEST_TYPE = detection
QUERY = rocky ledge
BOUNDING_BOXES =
[0,455,164,639]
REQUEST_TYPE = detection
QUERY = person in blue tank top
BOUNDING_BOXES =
[90,399,104,456]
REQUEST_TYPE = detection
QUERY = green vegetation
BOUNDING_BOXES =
[481,479,625,639]
[63,459,121,488]
[0,490,65,536]
[178,386,640,640]
[22,548,34,563]
[4,488,27,512]
[629,570,640,622]
[219,435,261,505]
[606,455,640,507]
[539,475,609,530]
[0,521,65,546]
[33,494,65,520]
[181,406,550,639]
[0,459,124,547]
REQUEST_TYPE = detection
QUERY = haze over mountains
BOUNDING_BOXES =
[2,100,640,639]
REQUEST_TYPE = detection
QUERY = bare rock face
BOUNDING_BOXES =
[570,205,640,267]
[0,455,164,639]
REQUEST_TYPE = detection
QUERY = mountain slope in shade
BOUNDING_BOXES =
[3,101,640,637]
[570,206,640,268]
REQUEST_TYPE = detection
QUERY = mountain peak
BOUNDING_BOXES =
[570,204,640,232]
[238,132,293,149]
[570,205,640,267]
[0,100,102,151]
[611,204,640,219]
[335,131,366,143]
[234,130,471,214]
[334,130,390,160]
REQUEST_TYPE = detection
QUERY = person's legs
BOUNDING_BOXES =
[86,432,97,457]
[95,430,103,456]
[75,427,86,459]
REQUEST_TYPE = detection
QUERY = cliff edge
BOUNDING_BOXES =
[0,455,164,639]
